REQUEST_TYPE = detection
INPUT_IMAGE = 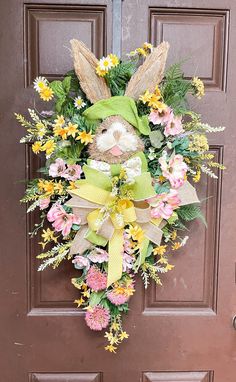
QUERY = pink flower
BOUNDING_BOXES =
[164,115,184,137]
[107,280,135,306]
[107,291,130,305]
[149,107,173,125]
[122,252,134,272]
[39,197,50,210]
[49,158,66,178]
[159,153,188,189]
[86,266,107,291]
[63,164,82,181]
[85,305,110,331]
[47,203,80,237]
[148,189,181,220]
[87,248,109,263]
[72,255,90,270]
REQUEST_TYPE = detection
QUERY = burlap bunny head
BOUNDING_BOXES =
[70,39,169,164]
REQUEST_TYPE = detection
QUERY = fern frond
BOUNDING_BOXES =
[177,204,206,226]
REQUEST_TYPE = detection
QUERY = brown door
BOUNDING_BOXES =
[0,1,235,381]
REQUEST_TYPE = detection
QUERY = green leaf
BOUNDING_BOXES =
[89,291,106,307]
[62,76,71,93]
[50,80,66,98]
[55,97,66,112]
[149,130,164,148]
[154,182,170,194]
[177,204,207,226]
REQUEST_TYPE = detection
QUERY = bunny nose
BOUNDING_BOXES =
[113,130,122,140]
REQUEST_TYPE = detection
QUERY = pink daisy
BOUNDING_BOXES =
[85,305,110,331]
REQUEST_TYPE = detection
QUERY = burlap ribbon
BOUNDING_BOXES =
[66,163,199,287]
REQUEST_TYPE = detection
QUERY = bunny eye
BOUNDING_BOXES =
[101,128,107,134]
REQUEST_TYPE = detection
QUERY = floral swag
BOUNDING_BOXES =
[16,40,225,353]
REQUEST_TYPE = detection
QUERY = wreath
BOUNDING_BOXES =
[16,40,225,353]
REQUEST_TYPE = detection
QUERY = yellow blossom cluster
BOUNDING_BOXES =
[39,228,58,249]
[32,139,56,156]
[33,76,54,101]
[104,315,129,353]
[139,86,167,111]
[96,53,119,77]
[129,42,153,57]
[153,244,174,271]
[53,115,94,144]
[112,278,135,298]
[37,179,65,197]
[126,224,144,244]
[74,282,91,307]
[191,76,205,99]
[189,134,209,153]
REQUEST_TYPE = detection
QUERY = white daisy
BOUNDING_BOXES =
[74,96,86,110]
[33,76,48,93]
[98,56,113,71]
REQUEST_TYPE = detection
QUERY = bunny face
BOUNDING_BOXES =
[88,116,144,164]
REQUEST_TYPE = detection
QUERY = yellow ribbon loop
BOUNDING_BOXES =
[66,182,163,287]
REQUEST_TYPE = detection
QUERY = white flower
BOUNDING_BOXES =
[33,76,48,93]
[98,56,113,71]
[74,96,86,110]
[148,148,156,160]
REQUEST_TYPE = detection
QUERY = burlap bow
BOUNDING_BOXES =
[66,162,199,287]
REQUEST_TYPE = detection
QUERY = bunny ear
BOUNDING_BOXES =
[70,39,111,104]
[125,41,170,100]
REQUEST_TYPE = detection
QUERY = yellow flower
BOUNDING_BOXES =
[82,290,90,298]
[53,125,68,140]
[143,42,153,51]
[172,242,181,250]
[66,122,78,138]
[139,90,152,104]
[126,224,144,243]
[192,76,205,99]
[68,181,77,190]
[54,115,65,127]
[32,141,42,154]
[39,86,54,101]
[41,140,56,156]
[170,230,177,240]
[37,179,45,191]
[193,169,201,183]
[74,297,85,307]
[165,263,175,271]
[96,66,107,77]
[54,181,64,195]
[153,245,167,256]
[41,228,58,243]
[119,331,129,340]
[35,122,46,138]
[189,134,209,153]
[108,53,119,67]
[111,322,120,331]
[136,47,147,56]
[104,332,115,342]
[76,131,94,145]
[105,344,117,353]
[43,181,54,196]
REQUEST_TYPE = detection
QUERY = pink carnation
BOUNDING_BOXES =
[85,305,110,331]
[86,266,107,291]
[39,197,50,210]
[47,203,80,237]
[63,164,82,181]
[164,115,183,137]
[107,291,130,306]
[159,153,188,189]
[49,158,66,178]
[149,107,173,125]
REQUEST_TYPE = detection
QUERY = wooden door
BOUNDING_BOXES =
[0,1,235,381]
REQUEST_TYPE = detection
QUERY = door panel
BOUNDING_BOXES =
[1,0,236,381]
